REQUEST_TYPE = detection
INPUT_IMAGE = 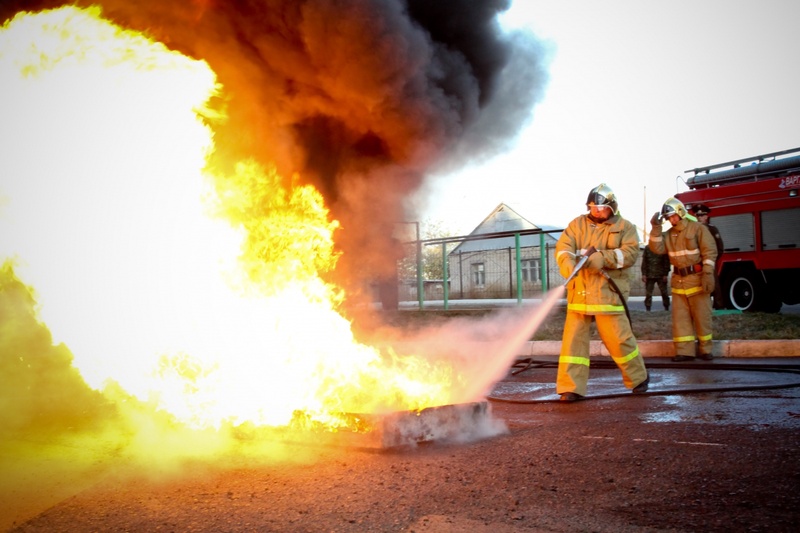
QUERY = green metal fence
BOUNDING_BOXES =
[394,228,648,309]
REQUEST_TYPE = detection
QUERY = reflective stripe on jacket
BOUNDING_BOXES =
[556,213,639,315]
[648,218,718,292]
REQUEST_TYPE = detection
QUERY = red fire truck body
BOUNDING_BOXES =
[675,148,800,312]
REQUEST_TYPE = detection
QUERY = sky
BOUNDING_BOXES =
[419,0,799,236]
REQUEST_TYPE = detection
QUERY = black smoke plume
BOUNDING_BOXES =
[2,0,549,293]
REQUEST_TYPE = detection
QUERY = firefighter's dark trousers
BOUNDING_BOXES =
[557,311,648,397]
[644,277,670,310]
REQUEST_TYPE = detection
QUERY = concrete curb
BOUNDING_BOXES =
[524,340,800,358]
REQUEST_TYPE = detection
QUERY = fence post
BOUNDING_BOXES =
[507,247,513,298]
[539,233,548,293]
[459,250,464,298]
[441,242,449,310]
[515,232,523,305]
[416,223,423,309]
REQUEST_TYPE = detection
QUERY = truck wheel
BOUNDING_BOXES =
[728,274,757,312]
[727,271,781,313]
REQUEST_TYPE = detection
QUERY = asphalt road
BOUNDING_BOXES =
[6,365,800,533]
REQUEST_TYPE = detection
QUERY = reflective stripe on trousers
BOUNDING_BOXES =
[557,311,647,396]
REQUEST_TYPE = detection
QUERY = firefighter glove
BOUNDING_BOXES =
[559,257,576,280]
[702,271,715,293]
[587,251,604,271]
[650,211,662,226]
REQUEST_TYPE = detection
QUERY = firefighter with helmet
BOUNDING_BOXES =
[649,197,718,361]
[555,183,649,402]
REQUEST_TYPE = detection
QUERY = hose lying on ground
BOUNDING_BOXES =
[487,359,800,404]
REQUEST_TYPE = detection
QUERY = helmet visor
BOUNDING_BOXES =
[587,192,609,206]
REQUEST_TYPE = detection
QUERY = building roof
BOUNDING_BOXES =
[449,203,562,255]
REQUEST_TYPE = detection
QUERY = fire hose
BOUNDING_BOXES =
[513,246,632,375]
[488,360,800,403]
[565,245,632,324]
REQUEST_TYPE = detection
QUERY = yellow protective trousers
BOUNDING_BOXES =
[671,284,713,356]
[557,311,648,396]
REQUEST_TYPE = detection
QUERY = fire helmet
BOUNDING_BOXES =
[661,197,687,219]
[586,183,618,214]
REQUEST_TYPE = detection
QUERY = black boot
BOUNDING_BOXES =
[559,392,584,402]
[633,373,650,393]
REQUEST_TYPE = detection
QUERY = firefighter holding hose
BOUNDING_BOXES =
[649,197,718,361]
[555,183,649,402]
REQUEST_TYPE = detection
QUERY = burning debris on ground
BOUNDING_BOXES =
[286,400,504,449]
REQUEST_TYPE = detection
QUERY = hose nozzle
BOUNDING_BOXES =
[564,246,597,285]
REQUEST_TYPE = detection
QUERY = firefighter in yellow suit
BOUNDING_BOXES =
[649,197,718,361]
[555,184,649,402]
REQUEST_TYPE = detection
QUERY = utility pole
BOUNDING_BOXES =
[415,221,423,309]
[643,185,647,242]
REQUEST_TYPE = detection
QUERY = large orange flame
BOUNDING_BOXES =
[0,6,475,433]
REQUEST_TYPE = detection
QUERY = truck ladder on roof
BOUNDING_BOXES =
[686,147,800,189]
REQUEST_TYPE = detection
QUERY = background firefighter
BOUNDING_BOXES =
[555,183,649,402]
[641,245,670,311]
[649,197,718,362]
[692,204,726,310]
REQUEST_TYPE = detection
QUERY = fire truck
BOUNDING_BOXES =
[675,147,800,313]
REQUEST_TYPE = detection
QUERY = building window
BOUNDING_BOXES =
[521,259,539,283]
[471,263,485,287]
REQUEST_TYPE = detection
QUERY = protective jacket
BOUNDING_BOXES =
[556,212,639,314]
[649,217,718,357]
[649,218,717,296]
